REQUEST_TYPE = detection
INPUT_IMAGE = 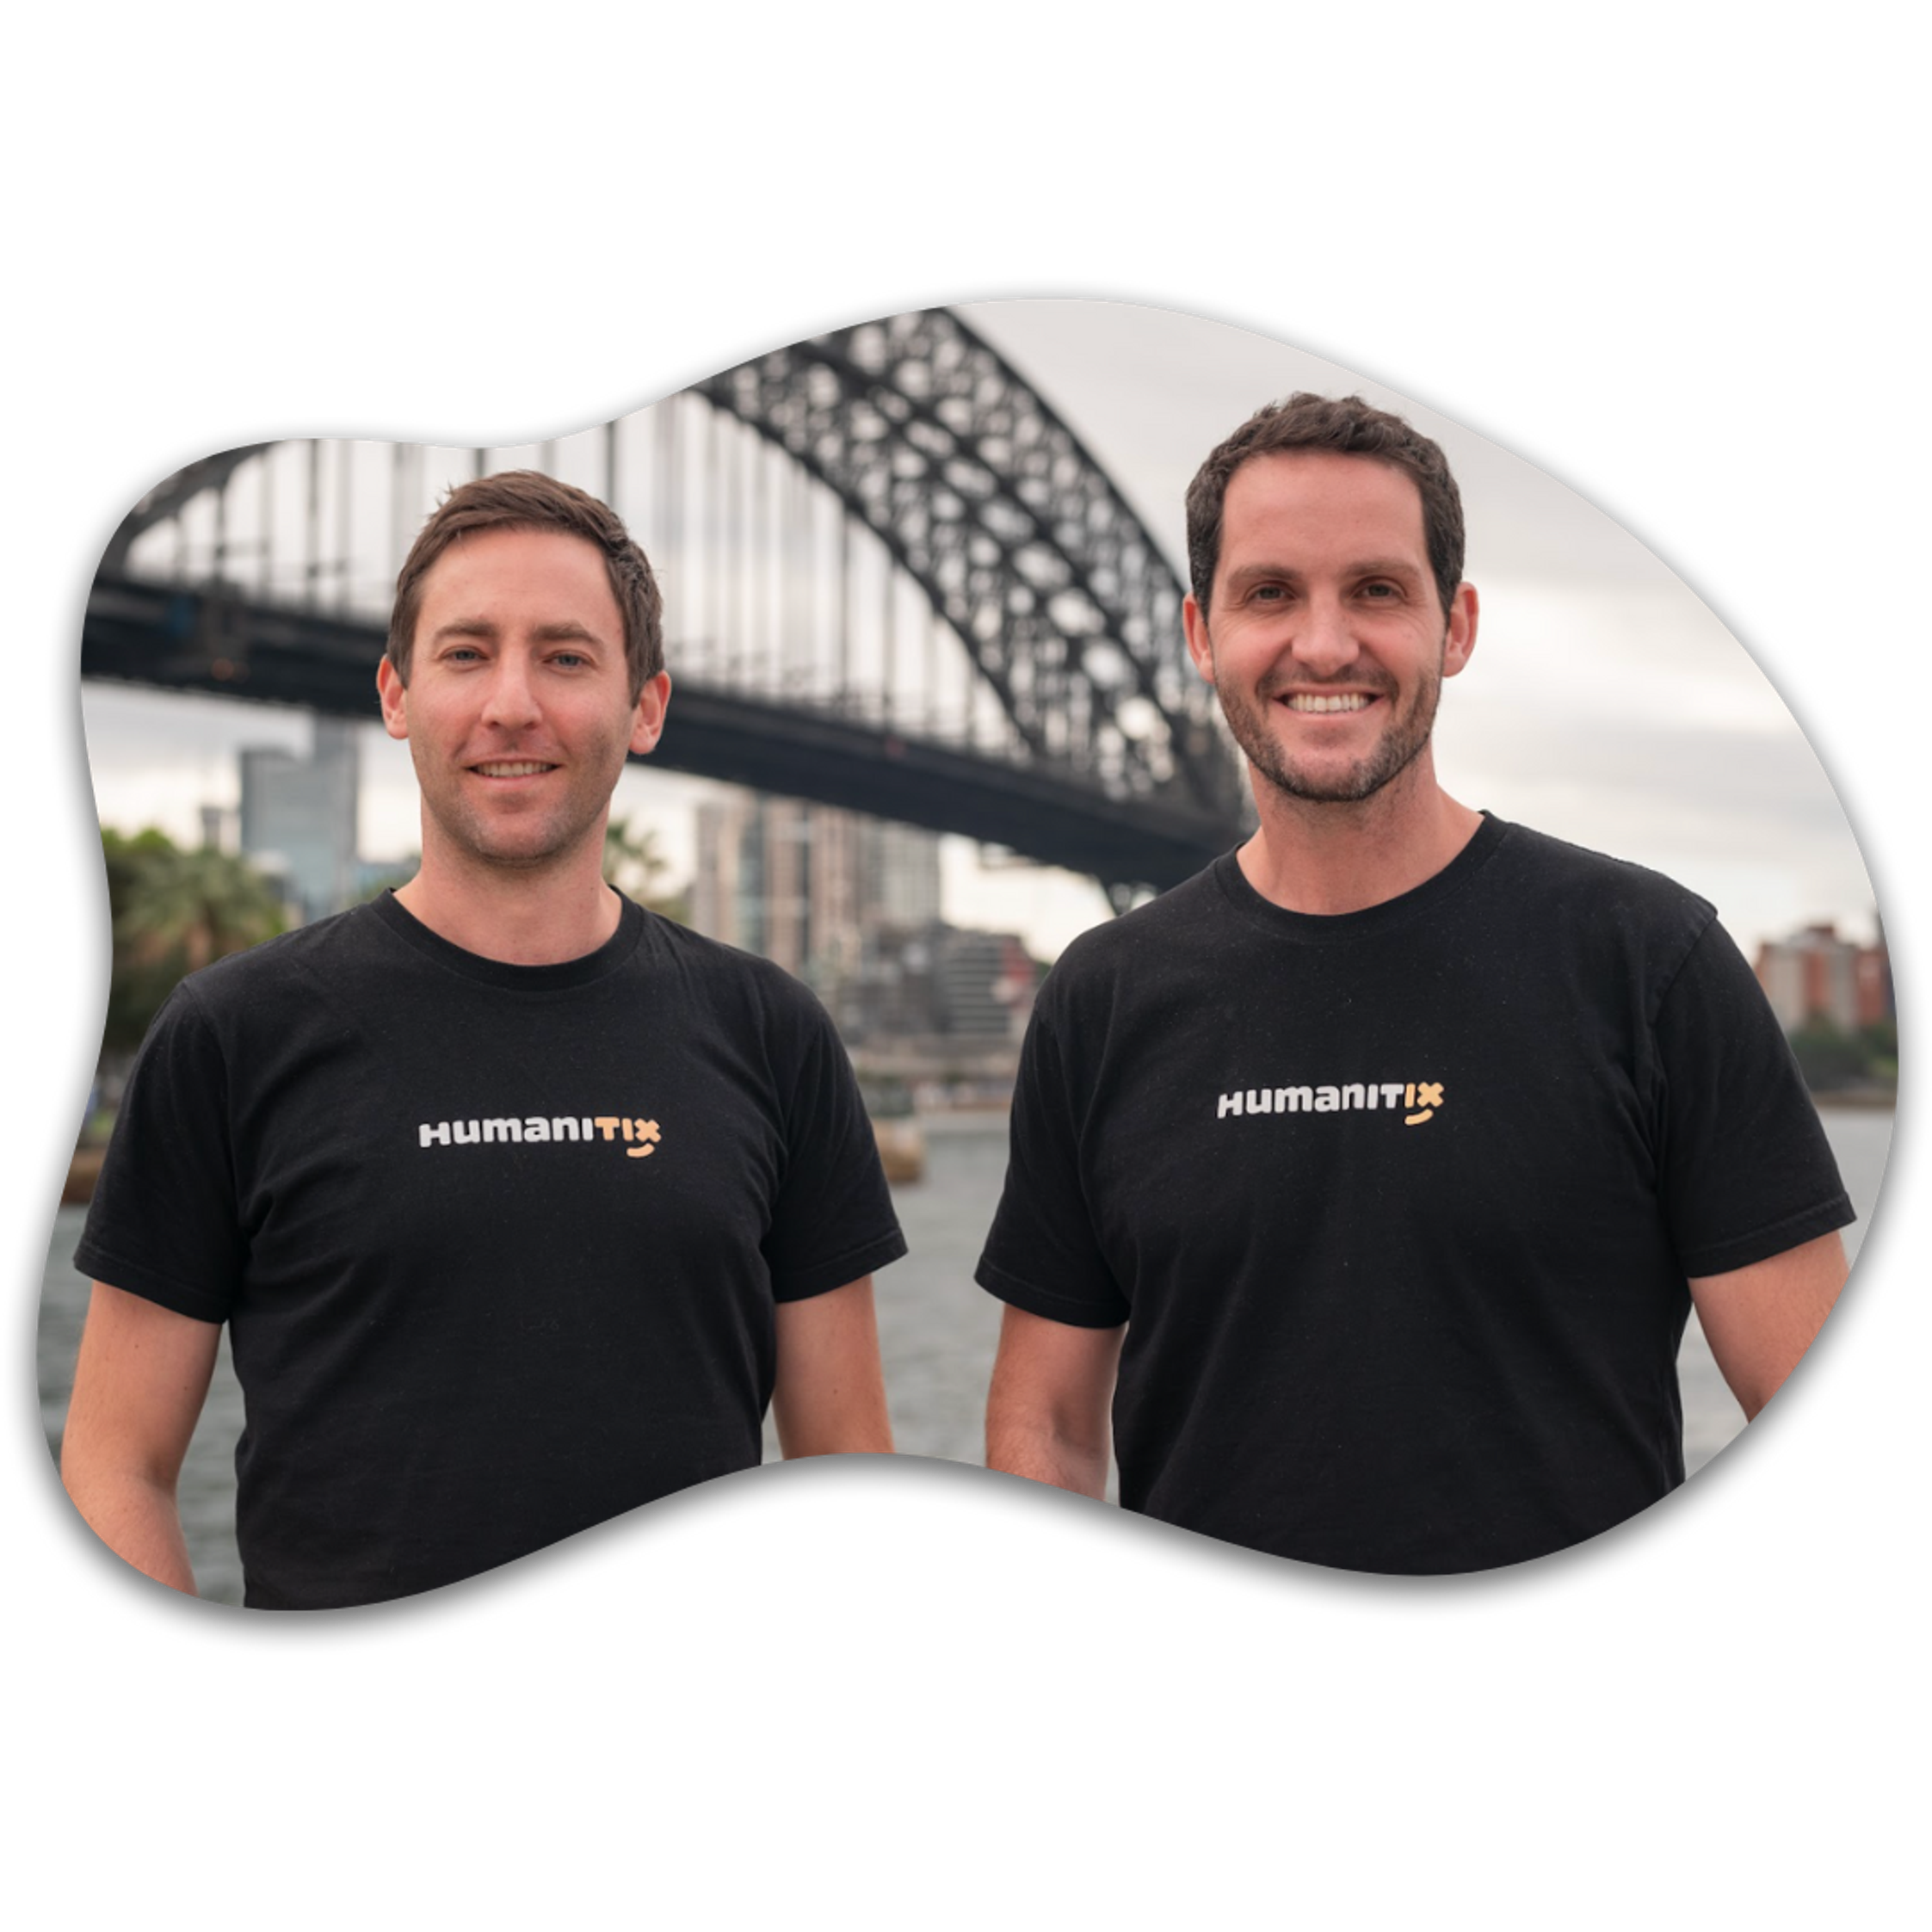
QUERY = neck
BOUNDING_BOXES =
[393,836,623,966]
[1237,757,1483,916]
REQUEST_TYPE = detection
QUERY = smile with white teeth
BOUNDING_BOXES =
[1282,693,1374,713]
[473,761,556,776]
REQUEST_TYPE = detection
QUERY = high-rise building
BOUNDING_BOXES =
[692,794,953,1037]
[239,717,360,923]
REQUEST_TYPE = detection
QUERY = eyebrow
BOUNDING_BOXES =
[1225,557,1425,586]
[429,618,608,645]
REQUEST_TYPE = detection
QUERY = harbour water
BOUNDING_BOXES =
[37,1106,1892,1606]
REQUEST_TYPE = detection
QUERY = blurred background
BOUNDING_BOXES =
[41,299,1892,1601]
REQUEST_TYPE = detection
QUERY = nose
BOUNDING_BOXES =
[480,653,541,731]
[1290,592,1359,678]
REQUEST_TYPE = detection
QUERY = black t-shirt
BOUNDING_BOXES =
[77,891,906,1608]
[977,817,1852,1575]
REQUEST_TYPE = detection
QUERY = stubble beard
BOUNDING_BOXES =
[435,802,600,872]
[1213,652,1445,808]
[415,749,622,879]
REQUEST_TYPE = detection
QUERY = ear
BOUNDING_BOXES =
[1441,583,1478,678]
[629,672,672,756]
[1182,596,1217,685]
[377,657,410,739]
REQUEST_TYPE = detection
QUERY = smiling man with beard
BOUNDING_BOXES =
[63,471,904,1608]
[978,394,1854,1575]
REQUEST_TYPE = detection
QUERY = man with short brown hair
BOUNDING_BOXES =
[65,472,904,1608]
[979,397,1852,1575]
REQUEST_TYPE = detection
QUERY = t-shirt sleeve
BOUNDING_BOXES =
[72,979,244,1324]
[1651,919,1855,1277]
[975,991,1130,1330]
[762,992,907,1302]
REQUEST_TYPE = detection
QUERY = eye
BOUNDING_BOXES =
[1359,581,1400,601]
[1250,583,1288,603]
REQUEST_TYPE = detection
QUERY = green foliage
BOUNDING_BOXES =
[100,827,287,1058]
[1858,1015,1898,1067]
[1787,1015,1881,1093]
[602,816,686,923]
[1848,1015,1899,1083]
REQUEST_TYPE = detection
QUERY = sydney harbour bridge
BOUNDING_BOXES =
[83,308,1248,900]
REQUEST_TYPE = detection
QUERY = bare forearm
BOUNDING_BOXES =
[984,1305,1121,1498]
[61,1284,219,1595]
[774,1377,894,1456]
[61,1458,198,1596]
[1690,1231,1849,1421]
[772,1278,895,1456]
[985,1408,1110,1498]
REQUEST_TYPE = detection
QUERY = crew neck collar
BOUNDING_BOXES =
[367,887,645,990]
[1213,812,1510,943]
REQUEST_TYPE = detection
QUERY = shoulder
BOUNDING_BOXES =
[1039,861,1229,997]
[1487,819,1715,938]
[1477,819,1738,1021]
[635,912,841,1039]
[166,904,384,1022]
[197,901,385,980]
[641,914,820,1003]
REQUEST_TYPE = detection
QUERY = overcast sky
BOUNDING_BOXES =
[80,299,1874,966]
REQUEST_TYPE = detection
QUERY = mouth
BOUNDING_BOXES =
[1275,692,1380,714]
[470,760,559,778]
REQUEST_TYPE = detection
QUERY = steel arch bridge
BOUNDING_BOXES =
[83,308,1247,895]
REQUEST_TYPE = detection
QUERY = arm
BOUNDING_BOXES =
[771,1276,893,1457]
[60,1281,221,1596]
[985,1305,1125,1498]
[1688,1229,1849,1422]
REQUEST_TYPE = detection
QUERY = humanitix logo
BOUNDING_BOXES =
[1216,1082,1445,1126]
[417,1114,664,1157]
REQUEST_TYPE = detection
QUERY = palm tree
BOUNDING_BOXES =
[100,829,287,1058]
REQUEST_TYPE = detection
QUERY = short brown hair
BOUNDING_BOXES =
[387,470,664,700]
[1185,394,1465,620]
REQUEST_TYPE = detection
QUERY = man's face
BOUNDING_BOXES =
[377,526,669,875]
[1183,450,1475,807]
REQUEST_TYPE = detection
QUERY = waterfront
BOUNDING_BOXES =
[38,1106,1892,1606]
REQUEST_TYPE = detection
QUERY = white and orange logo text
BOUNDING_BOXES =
[1216,1081,1444,1126]
[417,1114,663,1157]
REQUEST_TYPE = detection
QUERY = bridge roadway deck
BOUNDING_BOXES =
[82,574,1243,892]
